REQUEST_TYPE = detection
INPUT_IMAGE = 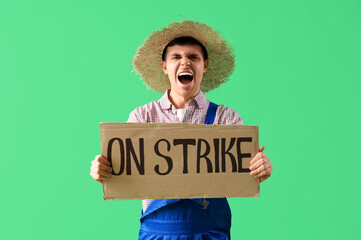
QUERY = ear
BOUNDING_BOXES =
[162,61,168,74]
[203,60,209,73]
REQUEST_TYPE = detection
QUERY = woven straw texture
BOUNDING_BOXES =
[133,20,235,93]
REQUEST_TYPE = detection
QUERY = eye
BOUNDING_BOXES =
[172,56,180,59]
[190,56,199,60]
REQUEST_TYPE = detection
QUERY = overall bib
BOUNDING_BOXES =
[139,102,232,240]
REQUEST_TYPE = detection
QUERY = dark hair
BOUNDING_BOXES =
[162,36,208,61]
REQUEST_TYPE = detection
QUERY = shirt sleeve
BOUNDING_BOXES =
[228,109,244,125]
[127,107,146,123]
[215,105,244,126]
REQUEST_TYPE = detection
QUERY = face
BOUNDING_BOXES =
[162,44,209,100]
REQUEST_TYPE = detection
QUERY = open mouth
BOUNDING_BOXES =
[177,72,194,85]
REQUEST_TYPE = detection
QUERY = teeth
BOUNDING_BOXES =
[179,72,193,76]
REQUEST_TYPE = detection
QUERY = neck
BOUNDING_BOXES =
[168,89,199,109]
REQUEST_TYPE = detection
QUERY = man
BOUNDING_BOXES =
[90,20,273,239]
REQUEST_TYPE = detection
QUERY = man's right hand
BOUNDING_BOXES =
[90,155,113,183]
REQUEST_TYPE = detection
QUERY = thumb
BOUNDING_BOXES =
[259,146,265,152]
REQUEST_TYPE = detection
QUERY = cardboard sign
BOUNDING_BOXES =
[100,123,260,200]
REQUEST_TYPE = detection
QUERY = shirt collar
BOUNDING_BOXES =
[159,89,209,110]
[192,90,208,109]
[159,90,173,110]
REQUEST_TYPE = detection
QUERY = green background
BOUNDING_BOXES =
[1,0,360,239]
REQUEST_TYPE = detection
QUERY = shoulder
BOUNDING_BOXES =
[215,104,244,125]
[127,100,161,123]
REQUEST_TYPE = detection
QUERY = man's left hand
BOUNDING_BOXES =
[249,146,273,183]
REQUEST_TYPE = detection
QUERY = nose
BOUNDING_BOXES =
[181,58,190,67]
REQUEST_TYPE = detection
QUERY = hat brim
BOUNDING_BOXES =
[133,20,235,93]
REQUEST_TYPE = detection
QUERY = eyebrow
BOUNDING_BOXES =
[169,53,201,58]
[189,54,200,58]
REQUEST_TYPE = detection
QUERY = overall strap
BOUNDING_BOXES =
[204,102,218,125]
[190,101,218,208]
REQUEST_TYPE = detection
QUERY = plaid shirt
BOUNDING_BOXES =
[127,90,244,212]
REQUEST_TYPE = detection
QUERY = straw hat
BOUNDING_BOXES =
[132,20,235,93]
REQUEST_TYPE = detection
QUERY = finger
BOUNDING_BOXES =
[91,156,100,165]
[250,163,264,176]
[92,161,113,172]
[250,152,265,165]
[99,157,110,166]
[99,164,113,172]
[264,164,273,176]
[259,165,272,183]
[90,172,103,182]
[90,172,107,183]
[250,164,266,176]
[259,175,270,183]
[255,169,267,178]
[94,155,111,166]
[265,165,273,175]
[265,157,272,170]
[91,168,112,177]
[262,157,272,173]
[250,146,265,165]
[90,166,111,176]
[98,169,112,177]
[249,158,265,171]
[264,161,272,170]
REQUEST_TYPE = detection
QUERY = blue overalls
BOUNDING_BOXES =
[139,102,232,240]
